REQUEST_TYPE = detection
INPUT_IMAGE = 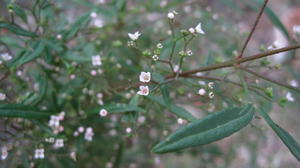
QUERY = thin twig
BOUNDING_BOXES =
[239,67,300,92]
[238,0,269,58]
[167,45,300,78]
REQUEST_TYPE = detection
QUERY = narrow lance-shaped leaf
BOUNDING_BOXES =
[0,21,37,37]
[152,104,254,153]
[87,103,145,115]
[0,104,51,119]
[259,108,300,161]
[147,95,196,122]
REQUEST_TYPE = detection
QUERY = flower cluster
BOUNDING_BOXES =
[34,148,45,159]
[48,112,65,134]
[198,82,214,99]
[84,127,94,141]
[137,72,151,96]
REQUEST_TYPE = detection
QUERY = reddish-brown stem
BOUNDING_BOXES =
[238,0,269,58]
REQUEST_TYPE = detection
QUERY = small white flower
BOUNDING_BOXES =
[293,25,300,35]
[128,31,141,41]
[92,55,102,66]
[90,70,97,76]
[126,127,132,133]
[137,85,149,96]
[189,28,195,34]
[195,23,205,34]
[49,115,60,128]
[84,127,94,141]
[56,34,62,40]
[54,139,64,148]
[1,146,8,160]
[0,93,6,101]
[198,88,206,96]
[58,111,65,121]
[187,50,193,56]
[34,148,45,159]
[99,109,108,117]
[90,12,97,18]
[1,53,12,61]
[94,19,104,28]
[167,12,175,19]
[139,72,151,83]
[177,118,185,125]
[70,152,76,161]
[138,116,146,124]
[290,80,298,87]
[156,43,163,49]
[97,93,103,99]
[78,126,85,133]
[208,82,214,89]
[152,55,159,61]
[73,131,79,137]
[69,74,76,80]
[209,92,214,99]
[286,92,295,102]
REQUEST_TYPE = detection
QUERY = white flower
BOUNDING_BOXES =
[209,92,214,99]
[138,116,146,124]
[70,152,77,161]
[156,43,163,49]
[1,146,8,160]
[187,50,193,56]
[198,88,206,95]
[94,19,104,28]
[73,131,79,137]
[58,111,65,121]
[286,92,295,102]
[90,12,97,18]
[54,139,64,148]
[97,93,103,99]
[1,53,12,61]
[189,28,195,34]
[92,55,102,66]
[208,82,214,89]
[139,72,151,83]
[152,55,159,61]
[84,127,94,141]
[99,109,108,117]
[290,80,298,87]
[49,115,60,128]
[126,127,132,133]
[0,93,6,101]
[293,25,300,35]
[56,34,62,40]
[195,23,205,34]
[128,31,141,41]
[90,70,97,76]
[167,12,175,19]
[137,85,149,96]
[177,118,185,125]
[34,148,45,159]
[78,126,85,133]
[127,41,134,47]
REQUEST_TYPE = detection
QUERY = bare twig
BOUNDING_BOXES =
[238,0,269,58]
[239,67,300,92]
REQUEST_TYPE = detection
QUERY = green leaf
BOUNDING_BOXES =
[64,12,91,40]
[12,4,28,23]
[0,104,51,119]
[160,85,171,107]
[152,104,254,153]
[147,95,196,122]
[259,108,300,161]
[9,40,45,67]
[0,21,36,37]
[23,74,48,105]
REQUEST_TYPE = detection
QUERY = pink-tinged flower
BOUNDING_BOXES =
[137,86,149,96]
[99,109,108,117]
[139,72,151,83]
[128,31,141,41]
[198,88,206,95]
